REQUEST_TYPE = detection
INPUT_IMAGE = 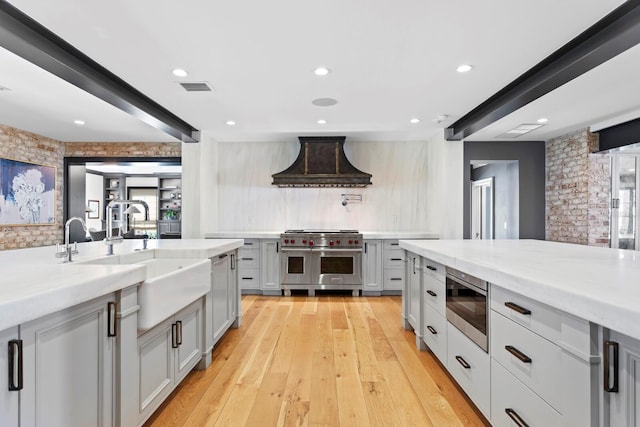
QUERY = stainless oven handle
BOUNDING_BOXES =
[280,248,312,253]
[446,275,487,296]
[317,248,363,253]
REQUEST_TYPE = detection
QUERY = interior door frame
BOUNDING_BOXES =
[471,177,495,240]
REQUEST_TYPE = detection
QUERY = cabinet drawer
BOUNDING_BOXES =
[447,323,490,418]
[491,310,562,410]
[491,285,561,342]
[422,257,445,281]
[491,359,561,427]
[423,274,445,316]
[383,249,405,269]
[238,268,260,289]
[383,270,405,290]
[383,240,402,251]
[238,248,260,268]
[242,238,260,247]
[423,309,447,365]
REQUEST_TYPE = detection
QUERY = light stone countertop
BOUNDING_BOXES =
[205,231,438,240]
[399,239,640,341]
[0,239,244,331]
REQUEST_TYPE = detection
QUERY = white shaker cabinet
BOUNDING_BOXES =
[605,330,640,427]
[237,239,261,293]
[137,299,202,425]
[404,251,425,350]
[382,240,405,293]
[260,239,281,295]
[362,240,383,294]
[211,253,235,344]
[19,293,117,427]
[1,327,19,427]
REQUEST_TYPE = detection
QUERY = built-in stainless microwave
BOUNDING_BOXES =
[445,267,489,352]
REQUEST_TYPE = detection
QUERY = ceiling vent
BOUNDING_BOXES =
[496,123,543,138]
[272,136,372,188]
[179,82,212,92]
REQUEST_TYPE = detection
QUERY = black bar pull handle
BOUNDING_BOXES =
[230,254,236,270]
[455,355,471,369]
[604,341,619,392]
[426,265,437,271]
[505,301,531,315]
[245,242,254,246]
[365,243,368,254]
[176,321,183,346]
[505,345,532,363]
[390,278,402,281]
[505,408,529,427]
[242,257,254,261]
[412,258,416,275]
[242,277,254,280]
[171,323,179,349]
[107,301,117,337]
[427,326,437,335]
[427,290,437,297]
[8,339,23,391]
[390,258,403,261]
[390,242,399,246]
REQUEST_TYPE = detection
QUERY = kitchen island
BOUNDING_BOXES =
[0,238,243,427]
[399,238,640,427]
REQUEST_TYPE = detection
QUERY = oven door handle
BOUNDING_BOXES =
[280,248,312,253]
[317,248,363,253]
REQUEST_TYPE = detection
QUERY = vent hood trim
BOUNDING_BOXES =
[272,136,372,188]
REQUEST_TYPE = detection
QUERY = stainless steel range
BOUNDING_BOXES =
[280,229,363,296]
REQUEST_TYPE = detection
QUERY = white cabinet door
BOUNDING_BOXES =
[406,253,422,331]
[1,327,19,427]
[138,318,174,421]
[211,253,232,343]
[362,240,383,293]
[174,301,203,384]
[260,239,281,294]
[607,331,640,427]
[20,294,115,427]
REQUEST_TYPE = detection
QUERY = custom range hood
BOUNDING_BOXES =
[272,136,372,188]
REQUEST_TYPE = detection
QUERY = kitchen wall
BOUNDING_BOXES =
[182,132,464,238]
[0,125,64,250]
[471,161,519,239]
[0,123,182,250]
[545,128,610,246]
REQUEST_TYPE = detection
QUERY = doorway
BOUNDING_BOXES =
[471,177,494,239]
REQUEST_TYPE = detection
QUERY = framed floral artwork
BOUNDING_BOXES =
[0,158,56,225]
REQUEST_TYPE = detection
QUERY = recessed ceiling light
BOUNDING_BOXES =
[74,120,85,125]
[225,120,236,126]
[497,123,544,138]
[537,117,549,123]
[410,118,420,124]
[314,67,330,76]
[312,98,338,107]
[172,68,188,77]
[317,119,327,124]
[456,64,473,73]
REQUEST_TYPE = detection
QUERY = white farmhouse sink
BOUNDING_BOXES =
[79,253,210,330]
[136,258,210,330]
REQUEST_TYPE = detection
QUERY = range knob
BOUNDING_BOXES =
[355,239,360,245]
[284,239,290,244]
[336,240,341,244]
[302,239,307,244]
[309,240,315,246]
[291,239,296,244]
[348,240,353,244]
[329,240,335,246]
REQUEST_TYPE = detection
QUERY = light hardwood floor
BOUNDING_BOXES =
[144,295,490,427]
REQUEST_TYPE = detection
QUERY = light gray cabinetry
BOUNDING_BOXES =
[211,253,235,344]
[137,299,202,425]
[404,251,425,349]
[1,327,19,427]
[382,240,404,293]
[605,330,640,427]
[447,322,491,419]
[491,285,599,427]
[238,239,261,293]
[157,221,181,235]
[19,293,116,427]
[421,257,447,365]
[362,240,383,294]
[260,239,281,295]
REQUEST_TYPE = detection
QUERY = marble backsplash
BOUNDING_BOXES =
[210,139,432,232]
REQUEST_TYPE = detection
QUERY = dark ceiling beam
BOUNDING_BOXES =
[446,0,640,141]
[0,0,200,142]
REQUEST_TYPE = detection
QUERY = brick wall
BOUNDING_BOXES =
[546,128,610,246]
[0,125,65,250]
[0,125,182,250]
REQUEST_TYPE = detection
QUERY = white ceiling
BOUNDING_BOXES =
[0,0,634,143]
